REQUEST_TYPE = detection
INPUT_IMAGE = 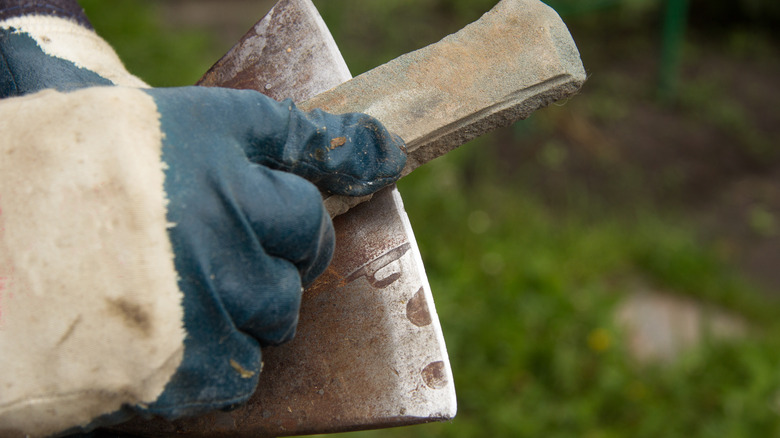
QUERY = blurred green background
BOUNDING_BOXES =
[78,0,780,436]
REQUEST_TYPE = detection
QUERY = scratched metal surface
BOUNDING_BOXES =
[112,189,455,437]
[198,0,350,103]
[110,0,455,436]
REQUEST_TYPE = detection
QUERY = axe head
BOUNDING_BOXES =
[111,0,586,435]
[111,0,456,436]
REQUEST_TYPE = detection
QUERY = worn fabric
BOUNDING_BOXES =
[0,87,185,438]
[0,15,147,92]
[0,10,406,438]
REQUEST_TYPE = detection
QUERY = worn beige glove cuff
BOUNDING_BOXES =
[0,14,148,88]
[0,88,184,437]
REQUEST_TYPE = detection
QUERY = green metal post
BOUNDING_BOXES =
[659,0,690,102]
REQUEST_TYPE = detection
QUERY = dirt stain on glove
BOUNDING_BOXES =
[230,359,256,379]
[329,137,347,149]
[106,297,152,337]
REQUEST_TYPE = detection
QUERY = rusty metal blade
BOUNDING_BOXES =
[111,0,455,436]
[305,0,587,217]
[111,189,456,438]
[197,0,351,101]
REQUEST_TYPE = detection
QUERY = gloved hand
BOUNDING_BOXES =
[0,4,406,437]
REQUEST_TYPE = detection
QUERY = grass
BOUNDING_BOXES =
[335,140,780,438]
[77,1,780,436]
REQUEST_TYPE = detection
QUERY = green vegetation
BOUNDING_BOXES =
[78,0,780,436]
[364,141,780,438]
[80,0,218,86]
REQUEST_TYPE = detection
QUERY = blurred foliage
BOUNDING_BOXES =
[688,0,780,30]
[80,0,220,86]
[78,0,780,436]
[351,141,780,438]
[315,0,498,74]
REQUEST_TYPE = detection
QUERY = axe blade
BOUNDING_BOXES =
[111,0,456,436]
[197,0,351,101]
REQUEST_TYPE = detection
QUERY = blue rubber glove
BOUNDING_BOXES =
[0,4,406,436]
[145,87,406,417]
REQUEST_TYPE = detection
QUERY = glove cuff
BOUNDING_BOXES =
[0,0,92,28]
[0,87,185,437]
[0,14,148,88]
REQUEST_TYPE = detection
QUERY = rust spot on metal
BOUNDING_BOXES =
[406,288,432,327]
[421,361,448,390]
[345,243,410,289]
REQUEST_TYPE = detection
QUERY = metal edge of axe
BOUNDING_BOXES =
[197,0,350,103]
[109,0,456,436]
